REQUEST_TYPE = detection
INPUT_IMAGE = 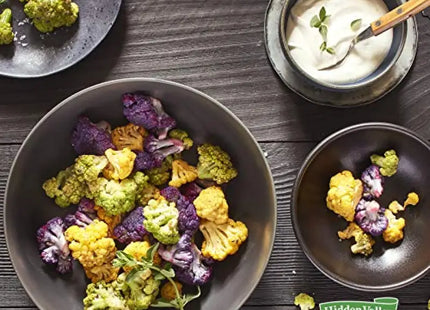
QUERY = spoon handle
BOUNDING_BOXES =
[371,0,430,35]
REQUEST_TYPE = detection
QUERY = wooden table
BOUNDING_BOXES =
[0,1,429,309]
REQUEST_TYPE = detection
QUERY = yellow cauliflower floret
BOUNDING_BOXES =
[102,148,136,180]
[94,205,122,238]
[111,123,147,151]
[383,209,405,244]
[84,262,119,283]
[138,183,161,206]
[404,192,419,207]
[194,186,229,224]
[168,159,198,188]
[388,200,404,214]
[199,218,248,261]
[338,222,375,256]
[161,281,183,301]
[65,220,118,282]
[326,171,363,222]
[123,241,162,270]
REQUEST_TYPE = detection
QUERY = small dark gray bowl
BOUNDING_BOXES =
[4,78,276,310]
[292,123,430,291]
[280,0,407,91]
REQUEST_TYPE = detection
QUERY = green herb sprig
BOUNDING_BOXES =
[310,7,335,55]
[113,243,201,310]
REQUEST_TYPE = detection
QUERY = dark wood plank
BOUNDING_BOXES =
[0,143,428,308]
[1,1,430,144]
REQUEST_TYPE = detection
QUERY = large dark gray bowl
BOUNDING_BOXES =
[292,123,430,291]
[4,78,276,310]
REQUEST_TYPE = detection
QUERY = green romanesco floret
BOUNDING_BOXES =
[83,281,129,310]
[73,155,108,183]
[294,293,315,310]
[338,223,375,256]
[168,129,193,150]
[23,0,79,33]
[197,143,238,184]
[145,155,174,186]
[43,165,87,207]
[91,172,149,216]
[115,270,160,310]
[370,149,399,177]
[143,197,180,245]
[0,9,14,45]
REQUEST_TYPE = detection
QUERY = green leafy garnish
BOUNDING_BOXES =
[310,6,335,55]
[114,244,201,310]
[350,19,362,31]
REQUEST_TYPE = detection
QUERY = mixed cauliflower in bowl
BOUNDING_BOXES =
[326,150,420,256]
[36,93,248,309]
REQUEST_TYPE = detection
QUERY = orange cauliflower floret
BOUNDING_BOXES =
[103,148,136,180]
[65,220,119,282]
[383,209,406,244]
[338,222,375,256]
[326,171,363,221]
[111,123,147,151]
[388,200,404,214]
[168,159,198,188]
[137,183,160,206]
[199,218,248,261]
[161,281,183,301]
[94,205,122,238]
[194,186,229,224]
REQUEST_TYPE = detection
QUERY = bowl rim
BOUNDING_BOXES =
[291,122,430,291]
[279,0,407,91]
[4,77,277,309]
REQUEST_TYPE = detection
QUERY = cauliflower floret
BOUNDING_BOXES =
[0,9,14,45]
[93,205,122,238]
[294,293,315,310]
[388,200,404,214]
[338,222,375,256]
[168,129,193,150]
[143,197,180,245]
[194,186,229,224]
[370,149,399,177]
[73,155,109,183]
[197,143,238,184]
[199,218,248,261]
[160,281,183,301]
[103,148,136,180]
[23,0,79,33]
[326,171,363,222]
[83,281,129,310]
[404,192,419,207]
[168,159,198,188]
[111,123,147,151]
[65,220,119,282]
[382,209,406,244]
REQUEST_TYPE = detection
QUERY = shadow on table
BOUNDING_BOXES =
[280,69,416,141]
[0,2,128,109]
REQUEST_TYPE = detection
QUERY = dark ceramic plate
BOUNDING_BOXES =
[292,123,430,291]
[0,0,121,78]
[4,78,276,309]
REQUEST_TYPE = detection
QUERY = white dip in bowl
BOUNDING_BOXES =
[286,0,393,84]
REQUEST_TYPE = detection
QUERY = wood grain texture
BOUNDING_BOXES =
[1,1,430,144]
[0,143,428,308]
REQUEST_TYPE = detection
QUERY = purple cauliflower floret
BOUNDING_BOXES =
[160,186,181,203]
[122,93,176,139]
[174,243,213,286]
[158,232,194,269]
[113,206,148,244]
[180,182,202,202]
[355,199,388,236]
[71,116,115,155]
[361,165,384,200]
[64,198,97,228]
[134,135,184,171]
[176,196,199,233]
[36,217,73,274]
[160,186,199,233]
